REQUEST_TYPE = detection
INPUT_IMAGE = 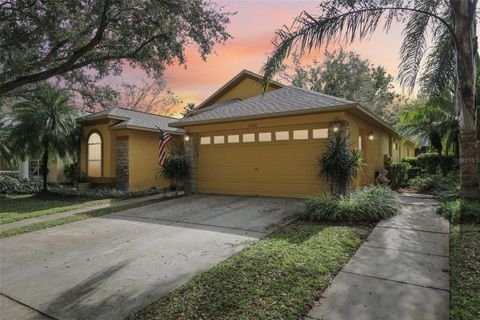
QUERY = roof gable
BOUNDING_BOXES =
[197,70,284,109]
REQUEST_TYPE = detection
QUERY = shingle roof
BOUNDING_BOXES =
[171,86,354,127]
[82,107,184,134]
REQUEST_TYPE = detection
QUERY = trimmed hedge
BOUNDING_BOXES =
[416,153,457,174]
[409,175,435,192]
[386,162,411,189]
[402,157,417,167]
[303,186,399,222]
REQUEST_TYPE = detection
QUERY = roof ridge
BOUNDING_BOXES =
[117,107,179,119]
[287,85,354,104]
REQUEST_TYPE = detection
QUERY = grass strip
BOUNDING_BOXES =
[0,198,113,224]
[127,221,372,320]
[0,197,180,239]
[450,223,480,320]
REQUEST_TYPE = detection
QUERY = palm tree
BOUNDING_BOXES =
[10,84,80,191]
[181,102,196,118]
[262,0,478,199]
[0,115,15,167]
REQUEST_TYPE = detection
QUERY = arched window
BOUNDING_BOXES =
[87,132,102,177]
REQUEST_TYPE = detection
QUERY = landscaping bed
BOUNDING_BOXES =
[127,221,372,320]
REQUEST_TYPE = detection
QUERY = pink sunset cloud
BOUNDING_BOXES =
[107,1,408,116]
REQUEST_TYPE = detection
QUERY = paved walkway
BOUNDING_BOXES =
[0,192,183,233]
[306,193,450,320]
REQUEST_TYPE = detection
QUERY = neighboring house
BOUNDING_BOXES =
[79,108,184,191]
[171,70,411,198]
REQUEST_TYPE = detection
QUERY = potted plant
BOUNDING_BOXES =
[158,145,190,196]
[77,171,90,192]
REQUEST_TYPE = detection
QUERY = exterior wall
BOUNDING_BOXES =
[116,136,129,190]
[80,118,184,190]
[391,139,416,162]
[127,130,182,191]
[203,77,278,108]
[346,113,393,186]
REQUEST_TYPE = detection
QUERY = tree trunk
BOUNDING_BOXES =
[451,0,479,199]
[41,146,49,192]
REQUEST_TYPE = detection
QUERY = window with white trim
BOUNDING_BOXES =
[312,128,328,139]
[200,136,211,145]
[258,132,272,142]
[228,135,239,143]
[213,135,225,144]
[243,133,255,143]
[275,131,289,141]
[293,130,308,140]
[87,132,102,177]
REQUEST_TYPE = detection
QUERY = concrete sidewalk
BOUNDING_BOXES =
[306,193,450,320]
[0,192,182,233]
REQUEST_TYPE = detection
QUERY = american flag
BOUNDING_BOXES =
[158,130,172,166]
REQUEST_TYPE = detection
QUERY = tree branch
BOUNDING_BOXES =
[0,0,112,94]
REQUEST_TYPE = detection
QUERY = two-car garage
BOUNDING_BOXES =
[196,121,332,198]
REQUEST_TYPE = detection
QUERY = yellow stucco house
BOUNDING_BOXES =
[80,70,413,197]
[79,108,183,191]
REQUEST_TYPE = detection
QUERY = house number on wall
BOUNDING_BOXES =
[247,122,258,128]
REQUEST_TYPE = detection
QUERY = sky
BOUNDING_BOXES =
[110,0,408,115]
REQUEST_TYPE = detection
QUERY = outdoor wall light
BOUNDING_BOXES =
[368,129,374,140]
[331,117,341,132]
[184,135,190,142]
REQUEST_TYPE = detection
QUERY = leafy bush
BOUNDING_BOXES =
[439,199,480,224]
[402,157,417,167]
[159,145,190,189]
[319,134,363,195]
[409,175,435,192]
[0,175,41,194]
[64,162,80,183]
[302,186,399,222]
[417,153,439,174]
[0,171,20,179]
[386,162,411,189]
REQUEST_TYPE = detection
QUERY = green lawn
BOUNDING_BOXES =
[0,194,113,224]
[0,197,179,239]
[127,221,372,320]
[450,223,480,320]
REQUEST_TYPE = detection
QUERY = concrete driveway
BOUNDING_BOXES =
[0,194,302,320]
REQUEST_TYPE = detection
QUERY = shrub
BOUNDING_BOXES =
[304,194,341,221]
[302,186,399,222]
[386,162,411,189]
[64,162,80,183]
[0,171,20,179]
[319,134,363,195]
[409,175,435,192]
[417,153,439,174]
[0,175,41,194]
[402,157,417,167]
[159,145,190,190]
[48,184,168,200]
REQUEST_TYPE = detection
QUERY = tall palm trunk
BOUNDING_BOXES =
[41,145,49,192]
[451,0,479,199]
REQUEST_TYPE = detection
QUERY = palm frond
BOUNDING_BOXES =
[262,0,453,92]
[419,17,455,97]
[398,0,441,91]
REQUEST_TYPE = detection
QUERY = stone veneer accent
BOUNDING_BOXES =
[116,136,129,190]
[184,133,198,194]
